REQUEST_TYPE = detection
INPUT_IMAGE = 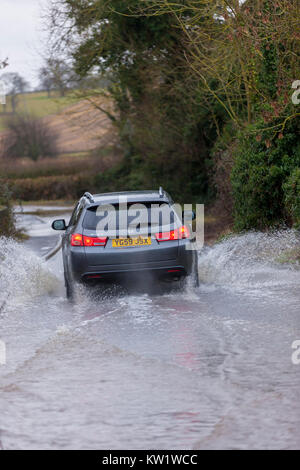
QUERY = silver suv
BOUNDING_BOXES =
[52,189,199,298]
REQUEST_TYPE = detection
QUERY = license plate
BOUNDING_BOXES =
[112,237,151,248]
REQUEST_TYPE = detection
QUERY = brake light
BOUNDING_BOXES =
[155,225,190,242]
[178,225,190,238]
[71,233,83,246]
[83,235,107,247]
[71,234,107,247]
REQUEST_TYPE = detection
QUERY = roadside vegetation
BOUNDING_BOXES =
[0,180,25,239]
[46,0,299,233]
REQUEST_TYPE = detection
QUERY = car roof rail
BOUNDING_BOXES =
[83,192,95,203]
[159,186,164,198]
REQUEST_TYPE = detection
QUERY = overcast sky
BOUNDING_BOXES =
[0,0,47,88]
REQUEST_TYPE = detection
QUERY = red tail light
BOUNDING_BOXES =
[155,225,190,242]
[71,233,107,247]
[83,235,107,247]
[178,225,190,239]
[71,233,83,246]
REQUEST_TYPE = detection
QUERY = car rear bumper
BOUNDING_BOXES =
[67,240,197,284]
[80,265,187,284]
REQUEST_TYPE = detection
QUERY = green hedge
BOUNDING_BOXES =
[11,174,92,201]
[0,181,16,237]
[231,116,300,230]
[283,168,300,228]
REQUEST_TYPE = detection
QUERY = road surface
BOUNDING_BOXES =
[0,206,299,449]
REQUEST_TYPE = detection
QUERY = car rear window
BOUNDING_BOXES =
[83,202,177,232]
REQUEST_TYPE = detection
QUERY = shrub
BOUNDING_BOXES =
[12,174,92,201]
[94,150,213,204]
[0,181,17,237]
[283,168,300,228]
[231,116,300,230]
[1,114,58,161]
[210,135,236,220]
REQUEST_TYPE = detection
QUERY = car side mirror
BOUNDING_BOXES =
[52,219,67,231]
[182,210,196,221]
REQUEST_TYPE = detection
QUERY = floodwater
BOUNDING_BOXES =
[0,206,299,449]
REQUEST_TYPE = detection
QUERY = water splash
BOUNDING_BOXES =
[198,230,300,297]
[0,237,60,310]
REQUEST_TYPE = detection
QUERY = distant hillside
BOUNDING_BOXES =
[0,91,119,202]
[44,98,116,154]
[0,91,116,155]
[0,91,77,130]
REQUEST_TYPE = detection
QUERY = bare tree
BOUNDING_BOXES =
[138,0,300,129]
[0,72,29,113]
[44,57,73,97]
[38,66,54,97]
[1,113,58,161]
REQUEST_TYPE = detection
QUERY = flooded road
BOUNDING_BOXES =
[0,206,299,449]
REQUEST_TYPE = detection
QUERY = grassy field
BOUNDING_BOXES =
[0,151,92,179]
[0,90,118,202]
[0,91,80,130]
